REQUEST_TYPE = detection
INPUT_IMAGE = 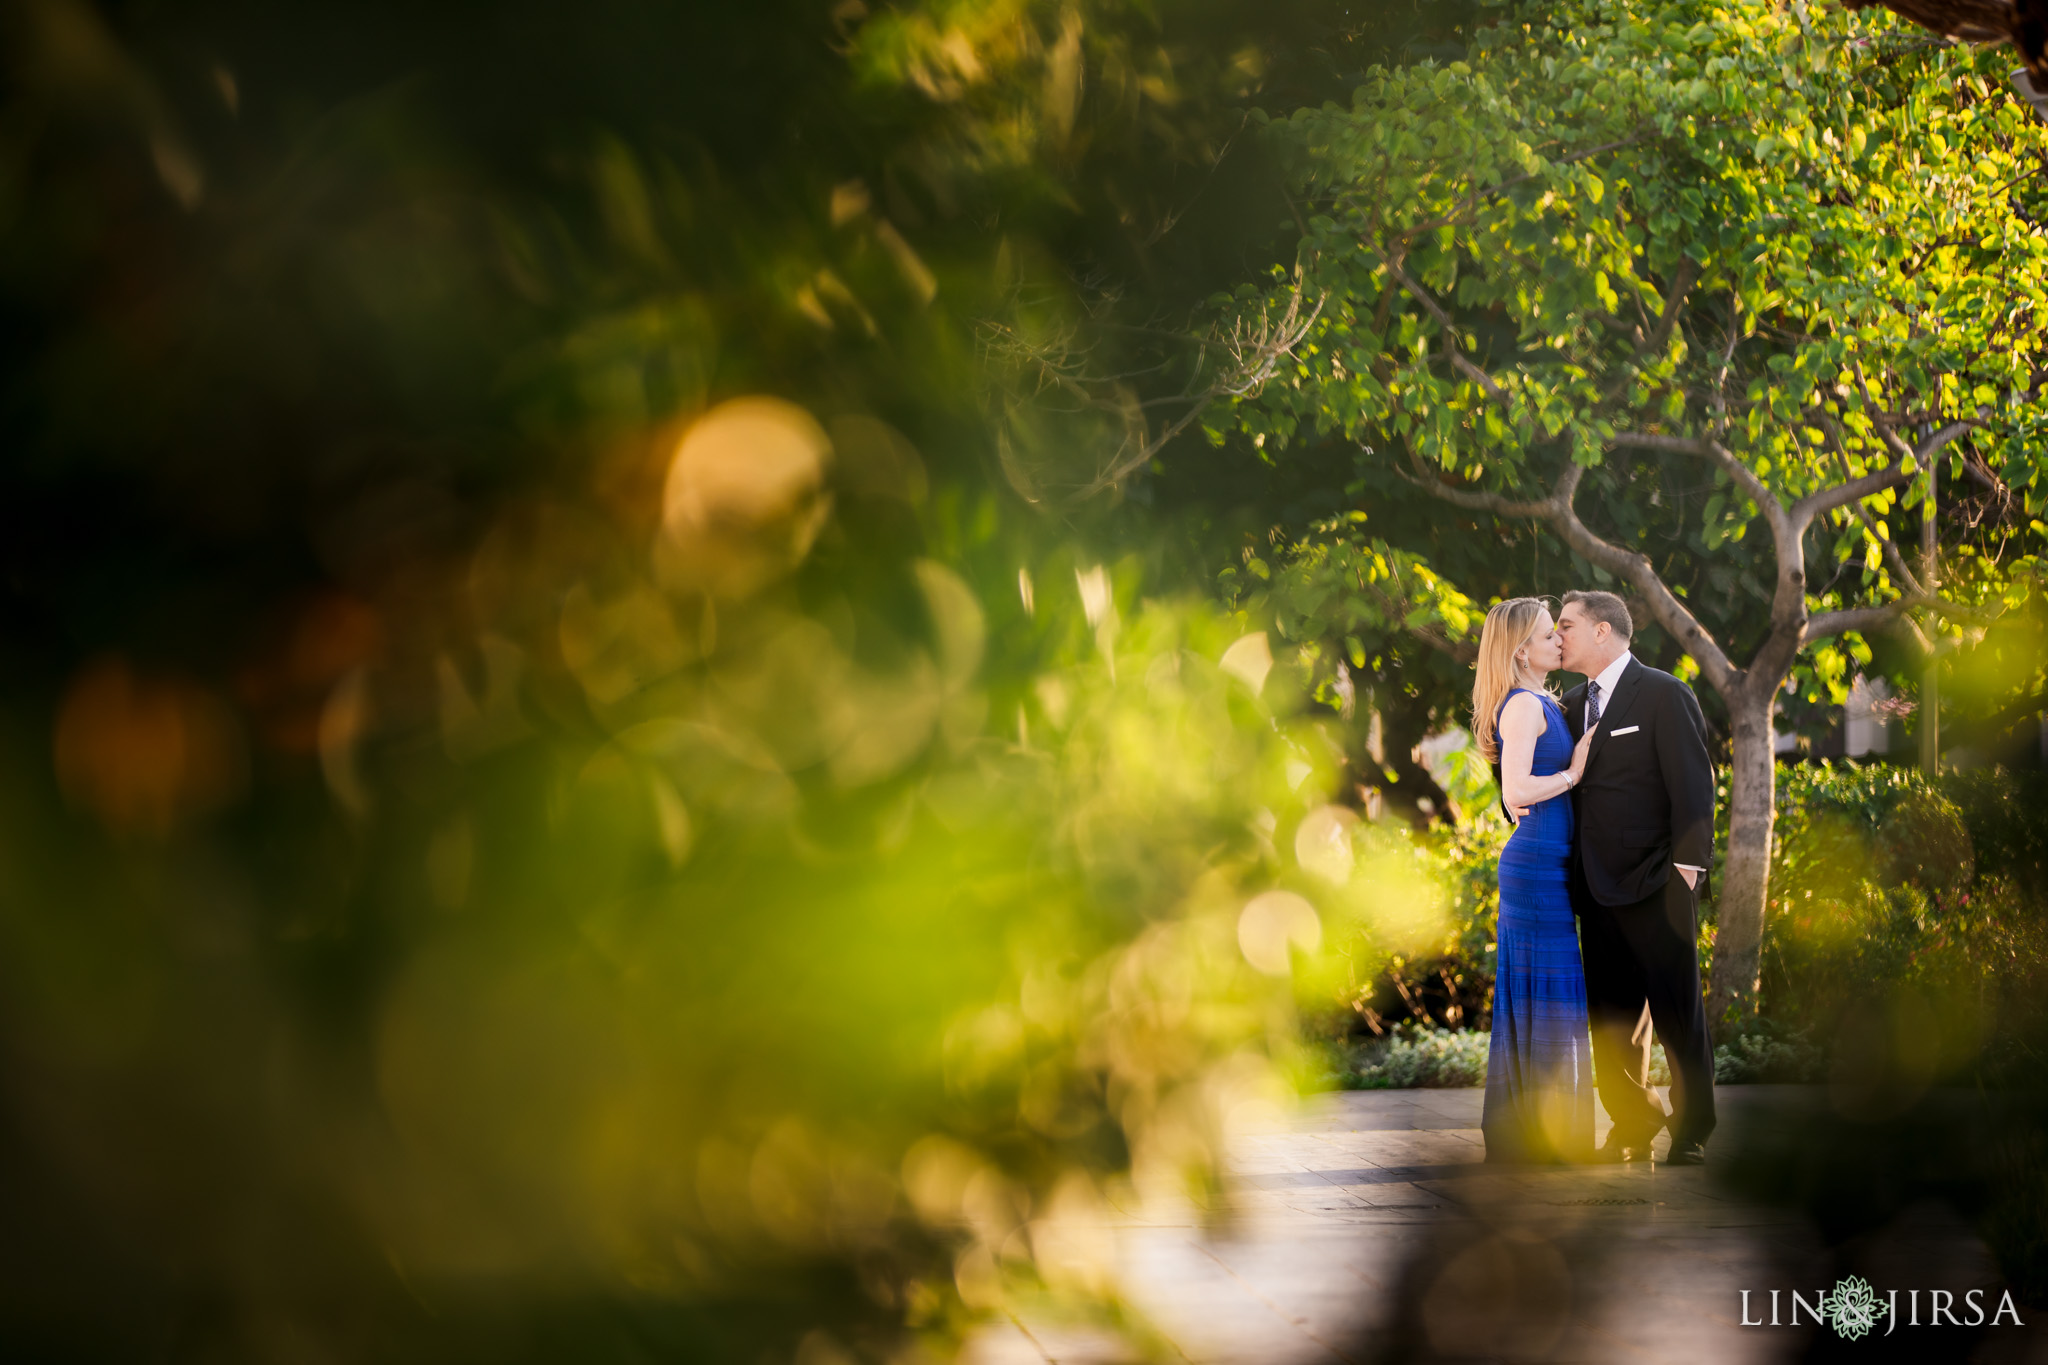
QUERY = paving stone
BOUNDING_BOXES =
[964,1087,2041,1363]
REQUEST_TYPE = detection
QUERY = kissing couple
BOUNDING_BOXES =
[1473,591,1718,1167]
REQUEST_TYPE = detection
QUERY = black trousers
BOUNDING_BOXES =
[1577,870,1718,1146]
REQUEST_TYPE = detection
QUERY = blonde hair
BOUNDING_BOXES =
[1471,596,1556,763]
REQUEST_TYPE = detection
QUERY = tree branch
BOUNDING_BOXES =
[1402,450,1741,696]
[1636,257,1700,364]
[1608,432,1783,531]
[1416,631,1480,666]
[1875,416,1980,474]
[1605,430,1808,682]
[1808,593,1999,641]
[1817,416,1926,597]
[1545,467,1741,695]
[1789,417,1979,526]
[1394,444,1555,517]
[1376,252,1512,410]
[1846,492,1928,600]
[1708,296,1742,436]
[1806,606,1893,637]
[1961,450,2014,499]
[1048,275,1324,500]
[1790,459,1916,524]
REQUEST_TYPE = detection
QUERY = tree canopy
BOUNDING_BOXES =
[1209,0,2048,1019]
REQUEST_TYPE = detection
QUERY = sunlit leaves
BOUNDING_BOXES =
[1216,0,2048,704]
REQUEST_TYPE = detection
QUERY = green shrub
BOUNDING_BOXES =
[1315,1025,1824,1091]
[1943,768,2048,887]
[1318,762,2048,1091]
[1756,763,2048,1084]
[1711,1020,1827,1084]
[1327,1022,1491,1089]
[1320,814,1507,1036]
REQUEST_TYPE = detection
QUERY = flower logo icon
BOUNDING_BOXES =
[1825,1275,1882,1340]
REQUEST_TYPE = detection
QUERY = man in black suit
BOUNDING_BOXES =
[1556,590,1718,1166]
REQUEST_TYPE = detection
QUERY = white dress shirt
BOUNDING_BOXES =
[1586,650,1634,716]
[1585,650,1703,877]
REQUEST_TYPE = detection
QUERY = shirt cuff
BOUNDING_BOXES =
[1674,863,1704,873]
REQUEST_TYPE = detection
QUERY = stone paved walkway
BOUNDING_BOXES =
[965,1087,2028,1364]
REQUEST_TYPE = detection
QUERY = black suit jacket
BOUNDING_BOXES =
[1563,658,1716,908]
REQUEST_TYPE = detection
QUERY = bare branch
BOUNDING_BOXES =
[1961,450,2014,498]
[1069,277,1325,498]
[1138,111,1251,247]
[982,266,1327,502]
[1095,322,1232,350]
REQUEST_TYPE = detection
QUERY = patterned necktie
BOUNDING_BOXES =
[1586,680,1603,727]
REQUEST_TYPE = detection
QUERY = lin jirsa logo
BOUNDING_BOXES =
[1742,1275,2025,1339]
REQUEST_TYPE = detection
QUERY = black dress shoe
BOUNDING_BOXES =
[1660,1141,1706,1167]
[1591,1128,1660,1163]
[1591,1115,1666,1163]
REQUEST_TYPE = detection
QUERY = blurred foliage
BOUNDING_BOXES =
[1282,808,1504,1046]
[0,0,1501,1360]
[1749,764,2048,1086]
[1697,762,2048,1309]
[1222,514,1487,825]
[1939,592,2048,764]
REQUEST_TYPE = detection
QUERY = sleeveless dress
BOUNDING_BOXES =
[1481,688,1595,1162]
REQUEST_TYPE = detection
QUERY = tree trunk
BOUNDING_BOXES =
[1706,686,1775,1032]
[1921,456,1940,776]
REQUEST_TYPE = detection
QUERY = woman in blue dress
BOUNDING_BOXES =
[1472,598,1598,1163]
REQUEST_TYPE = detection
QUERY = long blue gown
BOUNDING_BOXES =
[1481,688,1595,1162]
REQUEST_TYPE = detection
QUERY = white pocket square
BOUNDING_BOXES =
[1610,725,1641,736]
